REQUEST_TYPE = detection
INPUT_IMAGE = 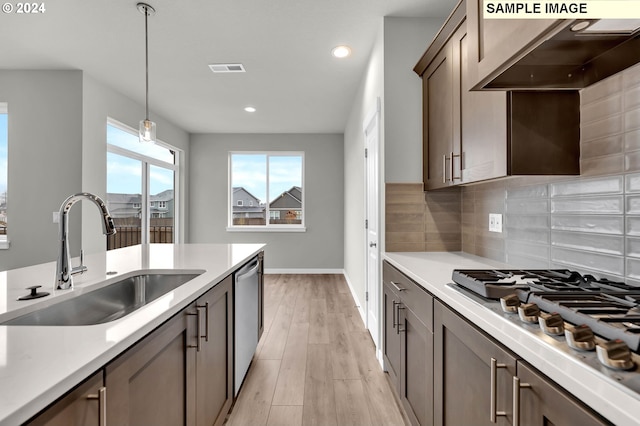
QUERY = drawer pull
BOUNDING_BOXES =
[87,386,107,426]
[490,358,507,422]
[390,281,406,292]
[513,376,531,426]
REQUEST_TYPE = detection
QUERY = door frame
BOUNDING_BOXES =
[363,97,382,363]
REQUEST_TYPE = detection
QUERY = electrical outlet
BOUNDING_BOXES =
[53,212,60,224]
[489,213,503,233]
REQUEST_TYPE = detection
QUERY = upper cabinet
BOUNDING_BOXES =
[415,0,580,191]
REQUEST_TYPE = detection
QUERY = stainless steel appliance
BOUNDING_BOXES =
[234,257,260,396]
[450,269,640,394]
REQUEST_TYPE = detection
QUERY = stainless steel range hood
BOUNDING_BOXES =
[481,19,640,90]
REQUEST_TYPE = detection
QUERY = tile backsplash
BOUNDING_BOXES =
[461,62,640,285]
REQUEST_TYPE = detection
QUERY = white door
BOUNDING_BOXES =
[364,98,380,351]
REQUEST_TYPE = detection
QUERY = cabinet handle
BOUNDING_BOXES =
[197,302,210,342]
[87,386,107,426]
[187,308,202,352]
[513,376,532,426]
[390,281,406,292]
[395,303,405,334]
[450,152,461,181]
[490,358,507,422]
[442,154,448,183]
[392,300,400,329]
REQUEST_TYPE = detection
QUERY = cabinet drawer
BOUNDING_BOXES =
[383,261,433,332]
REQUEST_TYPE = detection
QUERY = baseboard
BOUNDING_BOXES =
[264,268,345,274]
[342,271,367,328]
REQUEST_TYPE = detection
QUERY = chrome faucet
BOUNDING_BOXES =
[55,193,116,290]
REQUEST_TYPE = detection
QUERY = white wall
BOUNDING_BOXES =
[188,133,344,271]
[384,17,444,183]
[343,22,384,305]
[342,17,443,307]
[0,70,189,271]
[81,75,190,253]
[0,70,83,270]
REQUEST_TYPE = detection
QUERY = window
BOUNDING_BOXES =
[106,119,180,249]
[0,103,7,249]
[229,152,304,231]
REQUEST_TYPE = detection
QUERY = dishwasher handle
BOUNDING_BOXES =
[236,260,259,281]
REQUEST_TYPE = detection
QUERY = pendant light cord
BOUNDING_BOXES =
[144,6,149,121]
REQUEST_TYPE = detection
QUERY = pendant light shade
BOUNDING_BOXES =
[137,3,156,143]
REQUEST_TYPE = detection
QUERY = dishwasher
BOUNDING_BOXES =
[234,256,260,396]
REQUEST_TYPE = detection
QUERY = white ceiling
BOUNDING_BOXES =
[0,0,456,134]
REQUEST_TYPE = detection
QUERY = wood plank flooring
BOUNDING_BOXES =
[226,274,408,426]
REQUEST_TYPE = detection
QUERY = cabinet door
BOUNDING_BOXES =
[516,361,611,426]
[400,305,434,426]
[26,371,104,426]
[196,276,233,426]
[466,0,562,88]
[383,281,402,389]
[454,21,508,184]
[105,308,196,426]
[434,301,516,426]
[423,41,454,190]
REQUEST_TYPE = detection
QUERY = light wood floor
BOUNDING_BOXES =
[225,274,408,426]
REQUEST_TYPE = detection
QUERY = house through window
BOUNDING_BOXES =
[229,152,304,229]
[106,119,180,249]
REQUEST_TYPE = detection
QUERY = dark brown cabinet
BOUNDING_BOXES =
[434,300,610,426]
[25,371,105,426]
[106,297,195,425]
[516,361,610,426]
[106,275,234,426]
[415,0,580,191]
[195,275,234,426]
[434,300,516,425]
[383,261,434,426]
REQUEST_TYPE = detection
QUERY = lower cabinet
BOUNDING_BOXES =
[434,300,611,426]
[25,371,105,426]
[383,261,434,426]
[26,275,235,426]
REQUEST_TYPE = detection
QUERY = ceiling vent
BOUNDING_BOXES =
[209,63,246,73]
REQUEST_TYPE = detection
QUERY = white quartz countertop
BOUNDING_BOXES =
[0,243,265,426]
[383,251,640,426]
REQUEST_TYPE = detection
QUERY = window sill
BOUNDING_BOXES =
[226,226,306,233]
[0,239,10,249]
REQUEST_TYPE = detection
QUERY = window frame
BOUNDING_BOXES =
[0,103,7,249]
[227,151,306,233]
[106,118,181,245]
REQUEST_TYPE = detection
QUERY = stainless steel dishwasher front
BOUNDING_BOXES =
[234,257,260,396]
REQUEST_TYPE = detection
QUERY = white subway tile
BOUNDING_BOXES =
[550,176,623,197]
[551,196,623,214]
[551,215,624,235]
[551,231,623,255]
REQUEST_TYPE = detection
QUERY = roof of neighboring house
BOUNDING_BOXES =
[233,187,261,204]
[107,193,142,204]
[152,189,174,202]
[270,186,302,209]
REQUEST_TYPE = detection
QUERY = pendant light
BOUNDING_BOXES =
[137,2,156,143]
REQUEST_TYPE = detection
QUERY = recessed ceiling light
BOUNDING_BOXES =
[244,106,256,113]
[332,45,351,58]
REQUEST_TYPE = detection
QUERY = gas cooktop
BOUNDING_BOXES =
[451,269,640,375]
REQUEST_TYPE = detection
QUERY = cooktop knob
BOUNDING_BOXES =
[518,303,540,324]
[500,293,520,313]
[596,339,635,371]
[538,312,564,335]
[564,324,596,351]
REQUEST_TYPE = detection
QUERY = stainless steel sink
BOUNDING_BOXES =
[2,273,201,326]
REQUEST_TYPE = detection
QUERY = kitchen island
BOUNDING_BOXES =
[384,251,640,426]
[0,243,264,426]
